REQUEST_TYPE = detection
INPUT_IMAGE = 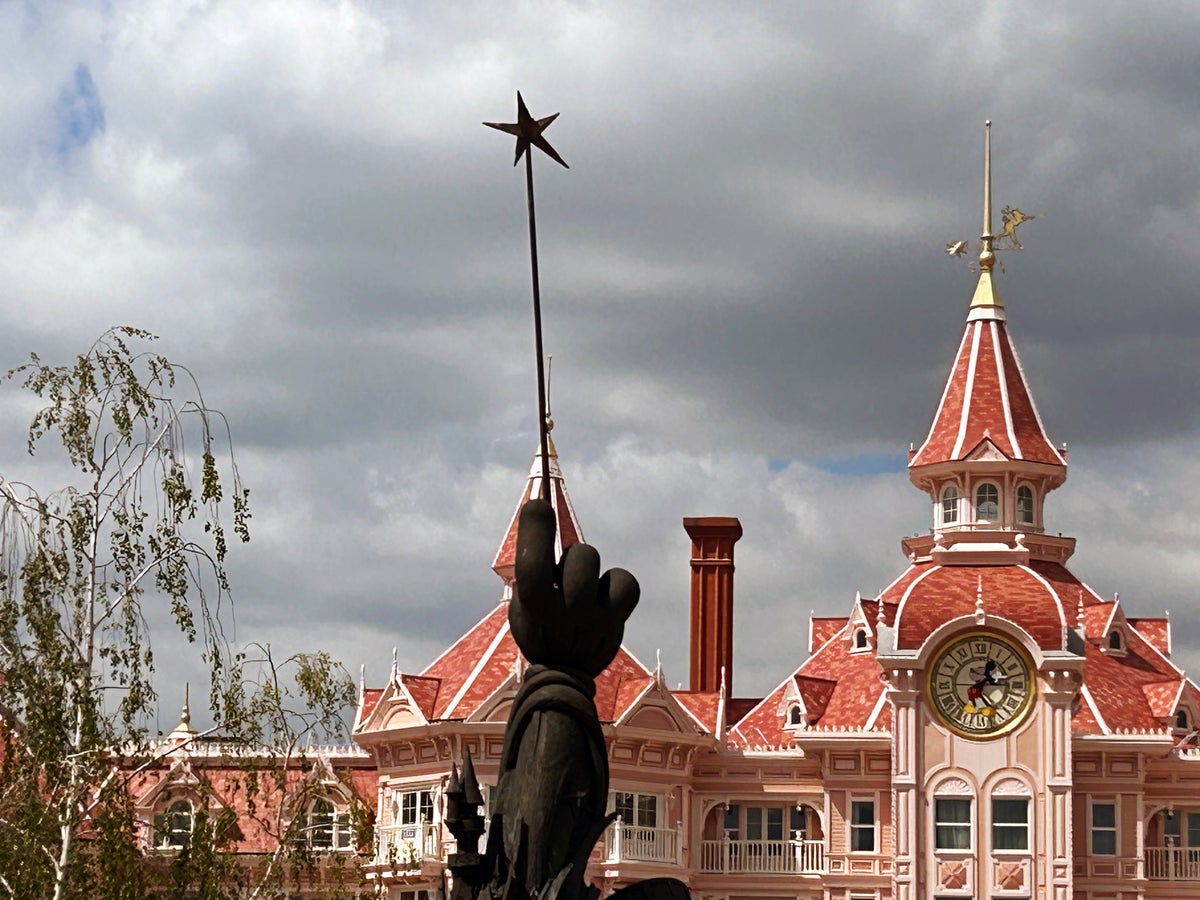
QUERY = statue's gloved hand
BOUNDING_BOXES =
[511,498,639,675]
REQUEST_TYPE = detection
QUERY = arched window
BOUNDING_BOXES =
[1176,709,1190,731]
[159,799,193,849]
[941,486,959,525]
[854,629,868,650]
[1108,630,1123,651]
[975,483,999,523]
[788,705,802,726]
[1017,486,1035,525]
[308,798,335,849]
[306,798,352,851]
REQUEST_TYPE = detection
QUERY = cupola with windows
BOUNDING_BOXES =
[904,123,1072,566]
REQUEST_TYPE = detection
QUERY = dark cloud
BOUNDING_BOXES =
[0,1,1197,720]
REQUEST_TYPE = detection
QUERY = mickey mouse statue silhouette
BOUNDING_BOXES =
[447,498,689,900]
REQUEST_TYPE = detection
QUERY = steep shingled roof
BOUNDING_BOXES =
[491,434,584,587]
[909,273,1066,471]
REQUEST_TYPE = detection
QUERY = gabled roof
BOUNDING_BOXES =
[909,277,1066,470]
[491,434,584,587]
[357,602,667,730]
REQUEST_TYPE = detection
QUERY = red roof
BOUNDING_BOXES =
[910,304,1065,469]
[889,563,1070,651]
[730,613,888,747]
[358,602,660,726]
[1130,617,1171,656]
[673,691,721,734]
[397,674,441,720]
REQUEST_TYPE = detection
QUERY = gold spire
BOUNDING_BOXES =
[969,120,1004,319]
[169,683,197,737]
[980,120,995,272]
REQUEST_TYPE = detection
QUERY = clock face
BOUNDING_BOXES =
[927,632,1035,739]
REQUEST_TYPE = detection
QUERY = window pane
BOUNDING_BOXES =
[1017,486,1034,523]
[852,800,875,826]
[937,798,970,823]
[1093,830,1116,855]
[791,806,805,835]
[746,807,763,841]
[1165,811,1182,838]
[976,484,998,521]
[420,791,434,823]
[942,487,958,524]
[309,799,334,849]
[1188,813,1200,848]
[614,792,634,822]
[767,807,784,840]
[993,799,1028,851]
[935,799,971,851]
[724,804,740,837]
[936,825,971,850]
[1092,803,1115,829]
[637,795,657,828]
[993,799,1027,824]
[850,800,875,852]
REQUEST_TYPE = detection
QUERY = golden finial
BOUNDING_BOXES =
[979,121,995,272]
[946,121,1034,278]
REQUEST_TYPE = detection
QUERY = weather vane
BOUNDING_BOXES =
[485,92,568,503]
[945,121,1036,271]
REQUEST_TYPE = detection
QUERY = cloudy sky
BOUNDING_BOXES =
[0,1,1198,726]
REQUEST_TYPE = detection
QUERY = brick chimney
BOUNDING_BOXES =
[683,516,743,695]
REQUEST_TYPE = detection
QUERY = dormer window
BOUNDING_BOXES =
[1017,485,1035,525]
[853,628,869,650]
[788,705,803,726]
[975,483,999,523]
[306,797,354,851]
[156,799,193,850]
[1176,709,1191,731]
[941,486,959,525]
[1108,630,1124,651]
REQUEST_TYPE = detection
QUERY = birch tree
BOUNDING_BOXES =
[0,327,250,899]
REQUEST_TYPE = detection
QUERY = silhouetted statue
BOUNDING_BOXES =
[446,498,689,900]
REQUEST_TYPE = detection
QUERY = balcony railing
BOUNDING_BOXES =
[1146,846,1200,880]
[602,821,680,864]
[376,823,440,869]
[699,839,825,874]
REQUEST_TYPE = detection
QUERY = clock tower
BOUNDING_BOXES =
[876,124,1084,900]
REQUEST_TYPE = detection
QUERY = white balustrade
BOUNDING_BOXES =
[602,820,680,864]
[376,823,441,868]
[699,838,825,874]
[1146,846,1200,880]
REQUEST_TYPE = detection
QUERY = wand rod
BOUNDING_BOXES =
[524,150,551,502]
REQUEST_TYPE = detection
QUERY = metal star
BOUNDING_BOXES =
[484,91,569,168]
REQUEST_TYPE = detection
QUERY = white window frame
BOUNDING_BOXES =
[934,796,972,852]
[1016,484,1035,525]
[975,482,1000,524]
[393,787,436,827]
[305,797,354,851]
[991,796,1030,853]
[1090,799,1117,856]
[849,795,876,853]
[156,798,194,850]
[852,628,870,652]
[610,790,661,828]
[941,485,959,525]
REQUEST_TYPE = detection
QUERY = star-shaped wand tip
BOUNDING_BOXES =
[484,90,569,169]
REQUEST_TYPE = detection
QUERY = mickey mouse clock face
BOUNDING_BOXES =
[927,632,1036,739]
